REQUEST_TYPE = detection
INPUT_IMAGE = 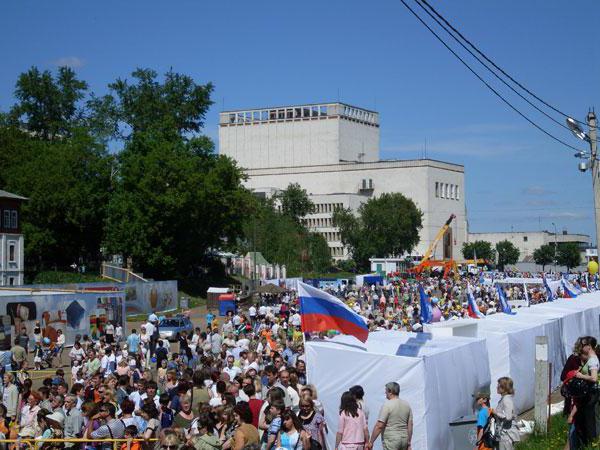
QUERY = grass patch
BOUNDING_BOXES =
[516,414,600,450]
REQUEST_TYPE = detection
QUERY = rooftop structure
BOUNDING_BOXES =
[219,102,380,169]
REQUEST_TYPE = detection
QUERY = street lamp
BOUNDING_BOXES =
[566,111,598,252]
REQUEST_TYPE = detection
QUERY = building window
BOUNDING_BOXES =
[3,210,9,228]
[435,182,439,198]
[8,277,15,286]
[449,185,454,199]
[444,184,449,198]
[523,236,528,242]
[456,186,460,200]
[11,211,17,228]
[8,243,16,262]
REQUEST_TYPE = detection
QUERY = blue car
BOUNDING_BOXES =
[158,315,194,341]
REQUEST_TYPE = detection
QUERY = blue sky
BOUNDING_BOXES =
[1,0,598,239]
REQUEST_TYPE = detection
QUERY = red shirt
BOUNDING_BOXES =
[248,398,264,428]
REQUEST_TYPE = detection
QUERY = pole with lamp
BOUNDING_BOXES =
[566,111,598,250]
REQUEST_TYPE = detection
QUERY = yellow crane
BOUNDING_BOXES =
[410,214,456,278]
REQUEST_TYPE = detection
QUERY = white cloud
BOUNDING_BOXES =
[536,211,589,220]
[522,185,556,196]
[52,56,85,68]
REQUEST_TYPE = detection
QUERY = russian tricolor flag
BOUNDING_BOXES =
[298,282,369,343]
[561,279,578,298]
[467,283,484,319]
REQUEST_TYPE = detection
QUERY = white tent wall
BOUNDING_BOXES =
[487,310,566,395]
[305,341,427,450]
[427,292,600,415]
[422,339,491,450]
[305,332,491,450]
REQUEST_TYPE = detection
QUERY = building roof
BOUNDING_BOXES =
[0,189,27,201]
[245,158,464,175]
[221,101,378,115]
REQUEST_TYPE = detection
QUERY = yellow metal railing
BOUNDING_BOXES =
[0,437,159,450]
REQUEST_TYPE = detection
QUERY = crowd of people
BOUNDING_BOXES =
[0,270,594,450]
[0,302,417,450]
[314,271,590,333]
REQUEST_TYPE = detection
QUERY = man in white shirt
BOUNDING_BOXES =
[100,347,116,376]
[223,355,241,380]
[140,381,160,408]
[248,305,257,325]
[279,370,300,411]
[144,319,155,340]
[258,305,267,320]
[290,310,302,328]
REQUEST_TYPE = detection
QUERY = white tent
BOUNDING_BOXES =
[305,331,490,450]
[427,292,600,414]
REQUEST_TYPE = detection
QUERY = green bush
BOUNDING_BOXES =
[29,270,105,285]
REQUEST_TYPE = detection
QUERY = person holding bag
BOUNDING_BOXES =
[493,377,520,450]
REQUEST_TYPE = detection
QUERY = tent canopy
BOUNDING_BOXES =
[306,331,490,450]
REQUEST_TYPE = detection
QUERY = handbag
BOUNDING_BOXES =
[478,415,501,448]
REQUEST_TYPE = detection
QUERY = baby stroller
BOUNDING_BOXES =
[36,338,58,369]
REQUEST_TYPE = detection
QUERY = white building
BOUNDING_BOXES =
[220,102,467,261]
[468,230,590,262]
[0,190,26,286]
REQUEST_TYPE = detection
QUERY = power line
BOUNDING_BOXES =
[416,0,589,128]
[412,0,579,135]
[398,0,585,153]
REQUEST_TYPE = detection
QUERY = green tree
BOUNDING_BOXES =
[462,240,496,261]
[556,243,581,271]
[9,66,88,139]
[90,68,213,141]
[533,244,555,271]
[333,193,422,271]
[275,183,315,224]
[241,197,331,276]
[495,240,520,270]
[1,67,112,271]
[100,68,248,278]
[105,133,250,278]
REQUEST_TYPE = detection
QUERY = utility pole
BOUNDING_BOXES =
[552,222,558,273]
[588,111,599,251]
[253,216,257,290]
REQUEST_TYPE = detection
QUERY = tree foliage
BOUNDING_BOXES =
[462,240,496,262]
[101,69,246,278]
[274,183,315,224]
[495,240,520,270]
[240,197,330,276]
[90,68,214,141]
[9,66,88,139]
[557,243,581,270]
[533,244,555,271]
[0,66,251,278]
[1,68,111,271]
[333,193,422,271]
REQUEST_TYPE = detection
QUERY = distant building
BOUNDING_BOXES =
[0,190,27,286]
[468,230,590,263]
[219,102,467,261]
